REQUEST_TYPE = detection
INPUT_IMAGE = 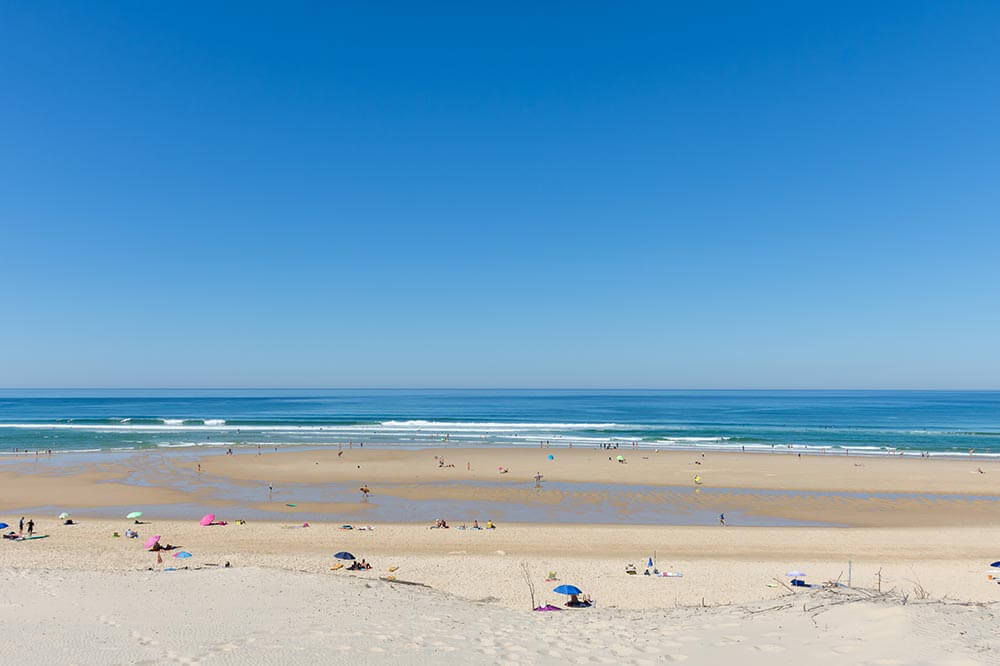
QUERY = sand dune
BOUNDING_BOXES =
[0,566,994,665]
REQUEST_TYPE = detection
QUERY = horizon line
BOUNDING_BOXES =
[1,387,998,392]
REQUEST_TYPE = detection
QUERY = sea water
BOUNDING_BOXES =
[0,389,997,457]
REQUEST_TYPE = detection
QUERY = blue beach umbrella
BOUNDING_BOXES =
[991,561,1000,568]
[334,551,356,560]
[553,585,582,595]
[0,523,7,530]
[173,551,192,559]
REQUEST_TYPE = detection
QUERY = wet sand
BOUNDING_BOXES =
[2,447,1000,528]
[184,446,1000,495]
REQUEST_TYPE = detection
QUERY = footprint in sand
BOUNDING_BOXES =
[130,631,161,647]
[752,644,786,653]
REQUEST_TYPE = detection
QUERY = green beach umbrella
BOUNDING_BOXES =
[127,511,143,519]
[58,512,70,519]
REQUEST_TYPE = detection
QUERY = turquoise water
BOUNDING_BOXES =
[0,389,998,457]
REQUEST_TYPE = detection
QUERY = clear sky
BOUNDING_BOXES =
[1,2,998,389]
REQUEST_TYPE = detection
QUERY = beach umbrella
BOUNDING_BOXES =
[785,571,807,578]
[547,454,554,460]
[200,513,215,526]
[0,523,7,530]
[173,551,192,559]
[58,512,70,519]
[553,584,582,595]
[127,511,143,519]
[144,535,161,549]
[616,455,624,462]
[990,561,1000,568]
[334,551,356,560]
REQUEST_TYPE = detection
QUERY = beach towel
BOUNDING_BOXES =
[331,563,344,570]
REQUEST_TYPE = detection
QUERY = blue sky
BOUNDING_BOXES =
[1,2,998,388]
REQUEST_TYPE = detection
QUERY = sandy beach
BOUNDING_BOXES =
[2,566,996,665]
[175,446,1000,494]
[1,447,998,663]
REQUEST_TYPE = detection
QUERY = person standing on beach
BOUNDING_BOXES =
[26,519,34,536]
[19,517,24,534]
[719,513,726,526]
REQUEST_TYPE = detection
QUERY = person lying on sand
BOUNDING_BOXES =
[150,542,176,551]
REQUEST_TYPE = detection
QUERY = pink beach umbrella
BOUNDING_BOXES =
[199,514,215,526]
[144,535,161,550]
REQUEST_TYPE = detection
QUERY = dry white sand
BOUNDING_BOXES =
[3,520,999,608]
[0,566,994,665]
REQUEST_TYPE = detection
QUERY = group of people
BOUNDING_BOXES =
[346,558,372,571]
[2,517,34,540]
[432,518,497,529]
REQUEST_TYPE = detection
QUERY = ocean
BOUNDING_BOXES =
[0,389,998,457]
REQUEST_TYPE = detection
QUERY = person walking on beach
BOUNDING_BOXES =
[26,519,34,536]
[719,513,726,526]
